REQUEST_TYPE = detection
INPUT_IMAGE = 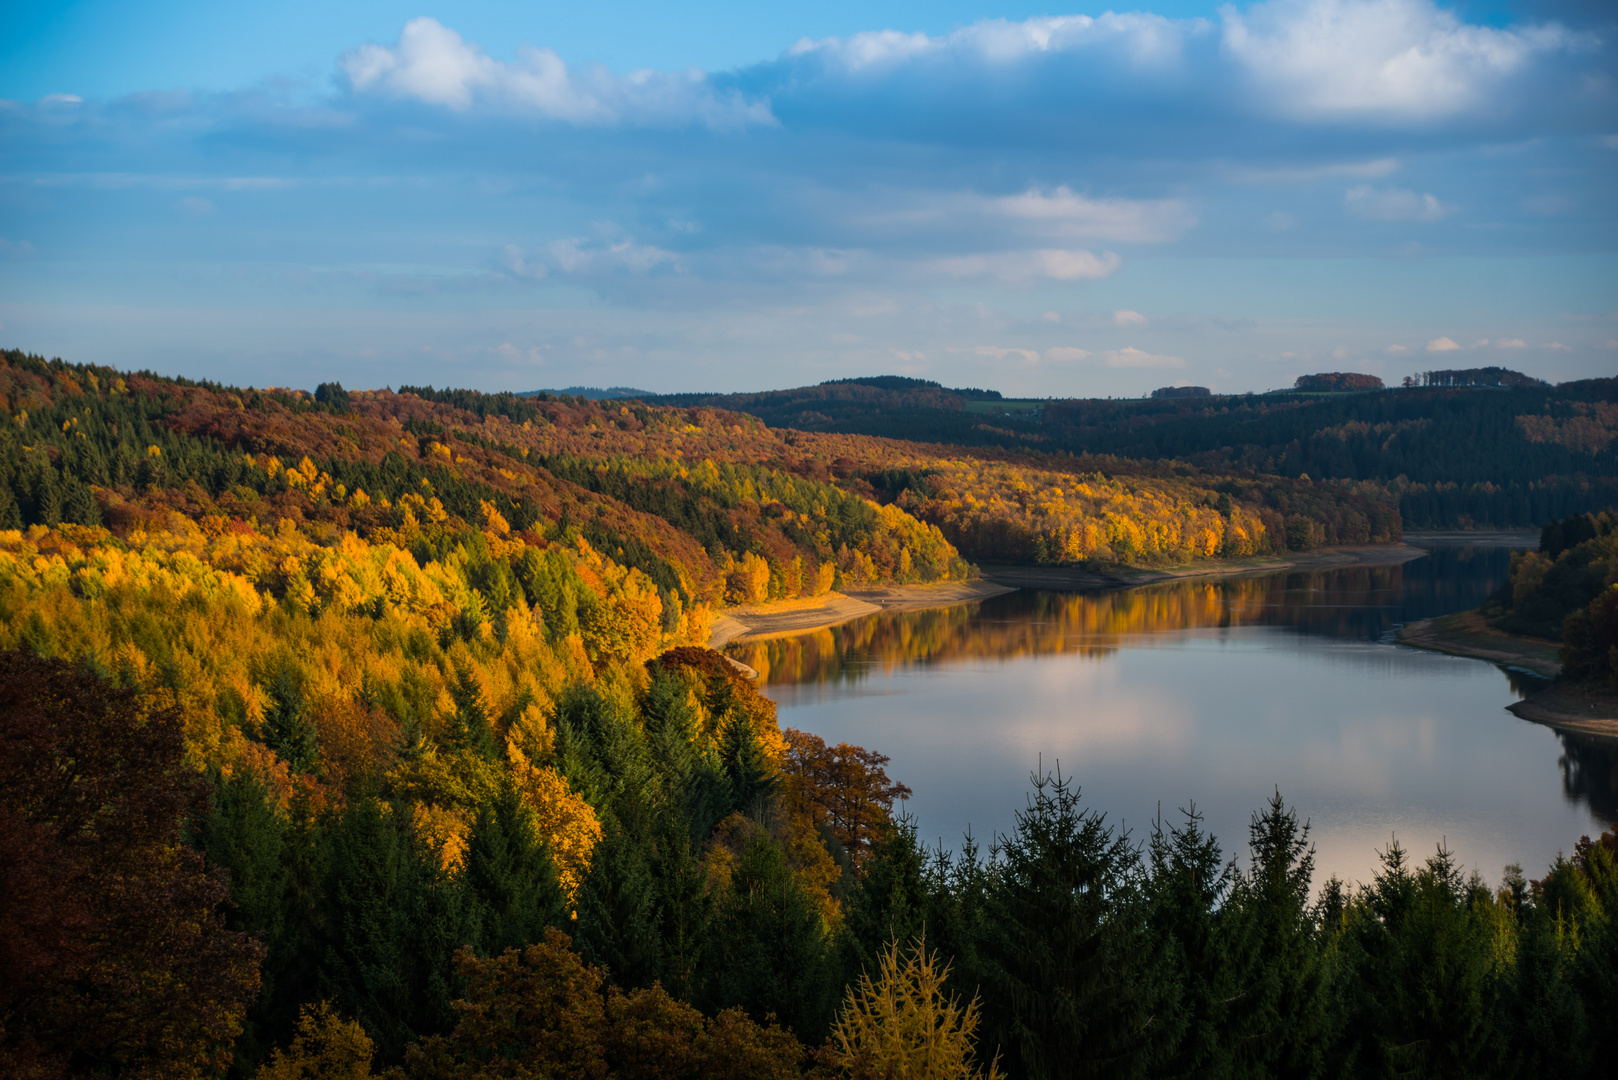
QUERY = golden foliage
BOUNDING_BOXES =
[829,937,1001,1080]
[255,1001,374,1080]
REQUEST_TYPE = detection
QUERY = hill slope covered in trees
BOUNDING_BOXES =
[650,374,1618,529]
[1,349,1616,1077]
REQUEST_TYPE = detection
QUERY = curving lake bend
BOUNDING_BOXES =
[730,544,1617,889]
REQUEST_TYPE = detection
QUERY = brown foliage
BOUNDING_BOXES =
[784,729,912,870]
[0,649,264,1080]
[396,929,808,1080]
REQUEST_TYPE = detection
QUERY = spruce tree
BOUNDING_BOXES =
[974,769,1172,1080]
[464,781,567,955]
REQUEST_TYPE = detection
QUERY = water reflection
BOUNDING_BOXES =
[732,546,1513,687]
[1561,735,1618,821]
[748,545,1612,888]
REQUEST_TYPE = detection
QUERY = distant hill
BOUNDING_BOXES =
[633,372,1618,529]
[521,386,655,401]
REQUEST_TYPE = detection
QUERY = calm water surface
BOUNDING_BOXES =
[732,545,1617,888]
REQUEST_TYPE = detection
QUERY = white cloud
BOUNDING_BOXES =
[1045,347,1093,363]
[501,244,548,280]
[1113,308,1149,328]
[344,17,773,128]
[1345,185,1453,221]
[177,196,217,217]
[787,11,1201,72]
[1041,311,1062,323]
[1470,338,1489,348]
[1606,339,1618,350]
[1544,341,1569,350]
[1426,336,1461,351]
[1104,346,1186,368]
[1495,338,1525,348]
[974,345,1043,364]
[1264,211,1297,232]
[0,238,37,259]
[1385,344,1408,353]
[992,187,1195,243]
[550,236,679,275]
[931,248,1122,283]
[38,93,83,106]
[1221,0,1571,121]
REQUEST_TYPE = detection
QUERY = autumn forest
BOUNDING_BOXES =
[3,349,1618,1080]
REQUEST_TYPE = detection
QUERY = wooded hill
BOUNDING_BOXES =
[0,350,1398,588]
[1,349,1615,1078]
[648,374,1618,530]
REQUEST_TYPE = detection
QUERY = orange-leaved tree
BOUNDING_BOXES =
[0,649,263,1080]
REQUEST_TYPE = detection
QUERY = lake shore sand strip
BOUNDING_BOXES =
[1398,610,1618,743]
[708,580,1016,650]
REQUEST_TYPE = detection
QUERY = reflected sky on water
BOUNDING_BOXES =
[737,546,1616,890]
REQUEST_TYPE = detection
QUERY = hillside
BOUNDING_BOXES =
[649,374,1618,529]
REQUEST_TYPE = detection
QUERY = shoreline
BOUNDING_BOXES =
[709,539,1442,651]
[707,579,1016,649]
[977,541,1431,592]
[1397,611,1618,743]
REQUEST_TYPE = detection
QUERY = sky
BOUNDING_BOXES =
[1,0,1614,397]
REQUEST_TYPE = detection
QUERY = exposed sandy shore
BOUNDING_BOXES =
[1505,683,1618,744]
[707,579,1016,649]
[1397,610,1562,678]
[1397,610,1618,743]
[977,542,1430,592]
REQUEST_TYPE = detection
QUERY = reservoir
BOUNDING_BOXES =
[730,543,1616,888]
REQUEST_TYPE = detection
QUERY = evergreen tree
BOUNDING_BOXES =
[1223,791,1332,1079]
[973,770,1172,1080]
[188,768,289,1071]
[842,812,930,985]
[701,829,837,1040]
[1143,804,1228,1079]
[261,666,319,774]
[464,781,568,956]
[720,712,779,818]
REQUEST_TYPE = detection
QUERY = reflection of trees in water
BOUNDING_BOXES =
[1503,668,1552,699]
[734,545,1514,686]
[1559,734,1618,824]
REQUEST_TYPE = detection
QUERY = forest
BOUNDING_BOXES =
[4,349,1617,1079]
[651,373,1618,530]
[1488,509,1618,686]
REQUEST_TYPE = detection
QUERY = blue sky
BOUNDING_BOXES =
[1,0,1614,396]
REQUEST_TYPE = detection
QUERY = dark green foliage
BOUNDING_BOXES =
[318,797,472,1062]
[445,662,496,760]
[517,546,583,641]
[315,381,351,412]
[700,830,837,1038]
[1334,841,1503,1078]
[971,771,1172,1080]
[261,665,319,773]
[719,712,779,817]
[464,783,568,956]
[841,813,929,981]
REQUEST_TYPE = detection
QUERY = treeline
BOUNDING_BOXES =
[650,371,1617,529]
[6,646,1617,1079]
[1489,508,1618,684]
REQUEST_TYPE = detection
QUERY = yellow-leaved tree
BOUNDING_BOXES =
[828,936,1002,1080]
[255,1001,374,1080]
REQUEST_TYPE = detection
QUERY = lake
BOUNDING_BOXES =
[729,544,1617,889]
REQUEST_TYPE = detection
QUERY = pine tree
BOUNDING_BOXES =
[465,781,567,955]
[974,769,1172,1080]
[261,666,319,773]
